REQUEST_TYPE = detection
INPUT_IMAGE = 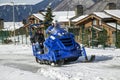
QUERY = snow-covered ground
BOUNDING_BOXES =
[0,44,120,80]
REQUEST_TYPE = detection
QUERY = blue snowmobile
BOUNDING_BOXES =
[29,24,95,66]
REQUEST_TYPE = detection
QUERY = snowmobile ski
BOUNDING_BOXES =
[81,55,95,62]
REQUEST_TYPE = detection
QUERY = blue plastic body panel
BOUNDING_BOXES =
[30,24,87,62]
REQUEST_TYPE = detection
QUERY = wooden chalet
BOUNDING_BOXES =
[72,10,120,47]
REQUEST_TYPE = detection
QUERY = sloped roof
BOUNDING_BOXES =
[72,15,88,22]
[104,10,120,19]
[3,22,23,31]
[53,11,75,20]
[32,11,75,22]
[72,12,111,23]
[58,16,72,22]
[93,12,111,18]
[107,22,120,30]
[33,14,44,20]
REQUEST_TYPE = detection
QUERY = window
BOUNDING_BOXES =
[34,20,37,24]
[93,19,97,25]
[99,20,102,25]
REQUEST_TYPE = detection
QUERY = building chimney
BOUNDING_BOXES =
[107,3,116,9]
[75,5,83,16]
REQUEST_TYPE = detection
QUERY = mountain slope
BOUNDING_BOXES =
[0,0,63,22]
[53,0,98,11]
[54,0,120,14]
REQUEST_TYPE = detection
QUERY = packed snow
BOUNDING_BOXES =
[0,44,120,80]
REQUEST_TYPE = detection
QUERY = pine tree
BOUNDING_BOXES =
[44,6,54,30]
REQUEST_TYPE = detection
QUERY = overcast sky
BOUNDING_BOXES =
[0,0,43,4]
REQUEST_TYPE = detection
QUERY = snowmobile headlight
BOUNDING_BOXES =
[58,33,62,36]
[62,32,65,35]
[50,36,55,40]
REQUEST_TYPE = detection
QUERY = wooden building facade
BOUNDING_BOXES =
[74,11,120,47]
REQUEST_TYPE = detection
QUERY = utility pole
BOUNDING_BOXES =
[11,2,16,44]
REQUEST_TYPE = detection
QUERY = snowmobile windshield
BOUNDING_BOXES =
[51,27,67,37]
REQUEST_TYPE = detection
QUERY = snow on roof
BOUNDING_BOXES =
[72,15,88,22]
[107,22,120,30]
[93,12,111,18]
[58,16,73,22]
[104,10,120,19]
[54,11,75,16]
[72,12,111,22]
[33,11,75,22]
[33,14,44,21]
[4,22,24,31]
[53,11,75,22]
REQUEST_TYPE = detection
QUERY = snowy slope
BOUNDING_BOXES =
[0,44,120,80]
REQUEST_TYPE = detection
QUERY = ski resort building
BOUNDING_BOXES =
[27,9,120,47]
[73,10,120,47]
[27,11,75,27]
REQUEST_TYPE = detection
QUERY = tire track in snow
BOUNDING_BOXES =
[0,54,41,73]
[4,63,40,73]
